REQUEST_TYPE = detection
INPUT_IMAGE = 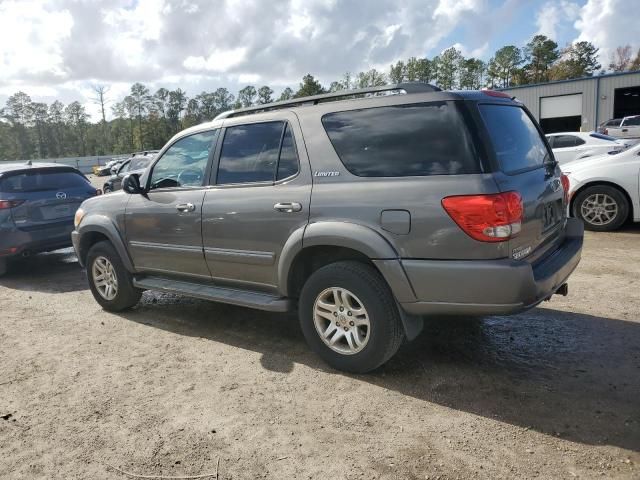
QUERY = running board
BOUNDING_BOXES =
[133,276,292,312]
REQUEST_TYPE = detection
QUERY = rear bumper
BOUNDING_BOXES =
[396,218,584,316]
[0,221,74,257]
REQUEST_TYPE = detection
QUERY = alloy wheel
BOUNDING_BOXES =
[92,256,118,300]
[580,193,618,226]
[313,287,370,355]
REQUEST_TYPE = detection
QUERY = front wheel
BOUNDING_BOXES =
[573,185,629,231]
[86,241,142,311]
[299,261,404,373]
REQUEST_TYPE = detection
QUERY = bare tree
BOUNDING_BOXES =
[92,85,110,153]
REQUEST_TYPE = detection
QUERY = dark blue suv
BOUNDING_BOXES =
[0,162,99,275]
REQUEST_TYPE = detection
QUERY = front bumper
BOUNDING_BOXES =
[397,218,584,316]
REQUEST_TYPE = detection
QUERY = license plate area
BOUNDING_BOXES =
[542,201,561,231]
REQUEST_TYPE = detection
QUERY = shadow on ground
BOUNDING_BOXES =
[0,248,86,293]
[118,293,640,452]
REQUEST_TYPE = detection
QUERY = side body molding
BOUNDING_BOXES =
[76,214,136,272]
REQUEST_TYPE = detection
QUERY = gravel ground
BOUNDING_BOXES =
[1,224,639,479]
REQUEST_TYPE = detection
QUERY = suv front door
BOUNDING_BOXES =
[201,115,311,292]
[125,130,218,278]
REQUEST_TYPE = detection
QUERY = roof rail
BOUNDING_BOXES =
[214,82,441,120]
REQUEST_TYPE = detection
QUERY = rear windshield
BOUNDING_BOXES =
[321,102,480,177]
[479,104,549,174]
[0,170,89,193]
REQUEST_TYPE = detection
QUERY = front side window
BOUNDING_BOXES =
[217,121,298,185]
[623,116,640,126]
[479,104,549,174]
[150,130,216,189]
[322,102,480,177]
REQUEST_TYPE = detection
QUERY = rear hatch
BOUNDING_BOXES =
[477,103,566,263]
[0,168,96,231]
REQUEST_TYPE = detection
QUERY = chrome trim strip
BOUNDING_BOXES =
[204,247,275,265]
[129,241,203,253]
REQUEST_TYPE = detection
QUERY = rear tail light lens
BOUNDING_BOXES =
[604,128,608,135]
[560,174,570,204]
[442,192,523,242]
[0,200,24,210]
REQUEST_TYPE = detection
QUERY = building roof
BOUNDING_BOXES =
[498,69,640,92]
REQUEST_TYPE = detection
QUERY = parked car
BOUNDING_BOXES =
[93,158,127,177]
[563,143,640,231]
[72,83,583,373]
[545,132,629,164]
[605,115,640,139]
[103,154,154,193]
[0,162,100,276]
[597,118,622,134]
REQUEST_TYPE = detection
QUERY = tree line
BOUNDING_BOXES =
[1,35,639,161]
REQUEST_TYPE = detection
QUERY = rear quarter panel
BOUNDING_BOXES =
[296,102,508,260]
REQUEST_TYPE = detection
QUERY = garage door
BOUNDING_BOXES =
[540,94,582,119]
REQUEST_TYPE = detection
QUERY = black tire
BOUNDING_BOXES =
[86,240,141,311]
[103,184,112,193]
[299,261,404,373]
[573,185,629,232]
[0,258,7,277]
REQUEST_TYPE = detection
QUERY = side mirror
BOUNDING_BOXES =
[122,173,144,194]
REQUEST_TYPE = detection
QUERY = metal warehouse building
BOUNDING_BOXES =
[499,70,640,133]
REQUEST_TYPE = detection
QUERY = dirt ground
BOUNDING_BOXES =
[1,223,639,480]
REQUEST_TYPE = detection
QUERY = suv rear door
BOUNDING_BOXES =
[125,130,218,278]
[201,113,311,291]
[478,104,565,263]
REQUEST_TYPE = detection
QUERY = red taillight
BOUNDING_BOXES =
[604,128,608,135]
[442,191,523,243]
[560,174,570,204]
[0,200,24,210]
[481,89,512,98]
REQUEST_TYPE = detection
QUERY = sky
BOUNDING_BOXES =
[0,0,636,120]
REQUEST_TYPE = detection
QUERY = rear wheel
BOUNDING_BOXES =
[0,258,7,277]
[299,261,404,373]
[86,241,141,311]
[103,184,112,193]
[574,185,629,231]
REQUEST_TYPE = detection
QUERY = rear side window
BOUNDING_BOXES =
[479,105,549,174]
[321,102,480,177]
[0,170,88,193]
[553,135,579,148]
[217,121,299,185]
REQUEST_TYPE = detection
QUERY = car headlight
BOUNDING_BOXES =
[74,208,86,229]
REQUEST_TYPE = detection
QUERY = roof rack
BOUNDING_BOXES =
[214,82,441,120]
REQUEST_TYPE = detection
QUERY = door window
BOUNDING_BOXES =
[216,121,299,185]
[149,130,217,189]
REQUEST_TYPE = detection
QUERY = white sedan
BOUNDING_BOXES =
[563,144,640,231]
[546,132,629,164]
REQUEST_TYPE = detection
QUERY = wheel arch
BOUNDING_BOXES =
[76,216,135,272]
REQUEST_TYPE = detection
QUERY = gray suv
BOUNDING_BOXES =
[72,83,583,373]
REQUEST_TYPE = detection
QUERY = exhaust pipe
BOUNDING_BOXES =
[555,283,568,297]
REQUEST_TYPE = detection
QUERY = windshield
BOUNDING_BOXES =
[479,104,549,174]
